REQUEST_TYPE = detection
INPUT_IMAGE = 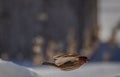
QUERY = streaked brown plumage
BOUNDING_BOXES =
[42,54,89,71]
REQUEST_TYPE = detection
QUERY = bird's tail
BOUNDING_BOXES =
[42,62,58,67]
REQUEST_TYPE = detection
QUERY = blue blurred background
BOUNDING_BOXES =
[0,0,120,67]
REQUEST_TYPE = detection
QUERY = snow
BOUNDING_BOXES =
[33,63,120,77]
[0,59,120,77]
[0,59,40,77]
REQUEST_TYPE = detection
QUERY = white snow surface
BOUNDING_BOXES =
[0,59,40,77]
[33,62,120,77]
[0,59,120,77]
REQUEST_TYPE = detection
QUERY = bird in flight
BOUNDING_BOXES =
[42,54,89,71]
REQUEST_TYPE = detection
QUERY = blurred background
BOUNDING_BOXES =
[0,0,120,67]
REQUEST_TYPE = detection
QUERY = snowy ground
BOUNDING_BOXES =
[0,59,40,77]
[0,59,120,77]
[32,63,120,77]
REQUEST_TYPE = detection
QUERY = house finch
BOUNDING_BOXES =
[42,54,89,71]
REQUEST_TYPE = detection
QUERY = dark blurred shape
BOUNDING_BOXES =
[1,52,9,60]
[0,0,99,65]
[90,21,120,62]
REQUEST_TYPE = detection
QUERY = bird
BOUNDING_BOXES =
[42,54,89,71]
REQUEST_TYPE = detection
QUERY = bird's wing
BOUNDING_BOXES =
[42,62,58,67]
[54,56,79,66]
[53,54,66,59]
[59,61,78,71]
